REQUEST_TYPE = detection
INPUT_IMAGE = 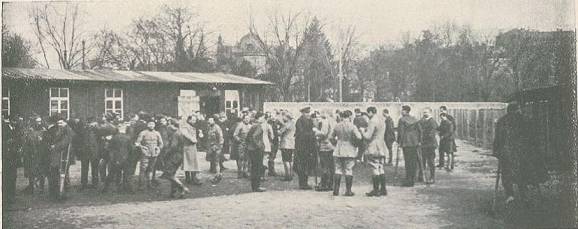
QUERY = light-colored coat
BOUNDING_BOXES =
[331,120,362,158]
[279,119,295,150]
[317,117,335,152]
[362,116,387,157]
[181,123,199,172]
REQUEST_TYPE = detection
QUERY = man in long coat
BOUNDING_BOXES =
[438,106,456,168]
[246,112,267,192]
[314,110,335,191]
[397,105,422,187]
[361,107,388,196]
[22,116,47,194]
[419,107,438,184]
[493,103,547,204]
[102,124,135,193]
[81,118,100,189]
[182,115,202,185]
[382,109,396,165]
[44,116,74,201]
[294,107,316,190]
[160,122,190,198]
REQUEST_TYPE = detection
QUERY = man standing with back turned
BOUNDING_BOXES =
[295,107,316,190]
[397,105,422,187]
[361,107,388,196]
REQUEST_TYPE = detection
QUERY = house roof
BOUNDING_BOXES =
[2,67,273,85]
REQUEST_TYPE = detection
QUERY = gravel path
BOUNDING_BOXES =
[4,140,507,229]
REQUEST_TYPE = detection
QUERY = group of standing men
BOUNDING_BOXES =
[1,110,238,201]
[249,104,457,197]
[3,104,460,203]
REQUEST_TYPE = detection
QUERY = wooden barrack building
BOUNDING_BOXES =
[1,67,272,120]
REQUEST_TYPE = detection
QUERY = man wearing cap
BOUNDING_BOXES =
[397,105,422,187]
[360,107,388,196]
[279,111,296,181]
[493,103,547,205]
[22,116,47,194]
[135,120,164,189]
[419,107,438,184]
[314,110,335,191]
[331,110,362,196]
[353,108,369,160]
[437,106,456,168]
[246,112,267,192]
[44,115,74,200]
[102,123,135,193]
[206,116,224,183]
[295,106,316,190]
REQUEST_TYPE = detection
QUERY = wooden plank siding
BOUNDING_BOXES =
[2,78,267,121]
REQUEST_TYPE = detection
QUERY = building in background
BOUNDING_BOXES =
[216,33,268,76]
[2,67,272,120]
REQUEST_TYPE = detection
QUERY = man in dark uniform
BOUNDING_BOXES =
[102,123,136,193]
[2,115,18,205]
[438,106,456,168]
[295,106,316,190]
[267,112,281,176]
[69,117,86,189]
[22,116,47,194]
[382,109,396,165]
[397,105,422,187]
[44,115,74,201]
[246,112,267,192]
[493,103,547,204]
[82,118,100,189]
[419,107,438,184]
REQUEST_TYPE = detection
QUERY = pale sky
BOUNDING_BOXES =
[2,0,575,68]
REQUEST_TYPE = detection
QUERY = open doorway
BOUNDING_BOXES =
[201,96,220,117]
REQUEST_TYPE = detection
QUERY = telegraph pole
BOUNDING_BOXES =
[338,56,343,102]
[82,40,86,70]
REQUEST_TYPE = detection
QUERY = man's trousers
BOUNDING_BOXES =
[403,147,418,186]
[249,149,265,191]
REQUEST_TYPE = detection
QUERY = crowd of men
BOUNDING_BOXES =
[2,104,462,203]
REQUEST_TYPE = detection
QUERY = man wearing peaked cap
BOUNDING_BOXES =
[294,106,316,190]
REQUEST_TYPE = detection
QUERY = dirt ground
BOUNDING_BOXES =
[3,140,561,228]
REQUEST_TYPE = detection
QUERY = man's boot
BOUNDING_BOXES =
[316,174,326,191]
[220,161,227,171]
[366,176,380,197]
[38,177,45,194]
[333,174,341,196]
[23,179,34,194]
[437,152,444,168]
[344,175,354,196]
[300,175,312,190]
[268,161,277,176]
[379,174,388,196]
[191,172,203,185]
[185,172,191,184]
[209,161,217,174]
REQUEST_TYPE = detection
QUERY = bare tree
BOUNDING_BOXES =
[29,3,88,69]
[249,11,309,101]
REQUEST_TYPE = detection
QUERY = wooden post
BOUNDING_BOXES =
[464,110,470,140]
